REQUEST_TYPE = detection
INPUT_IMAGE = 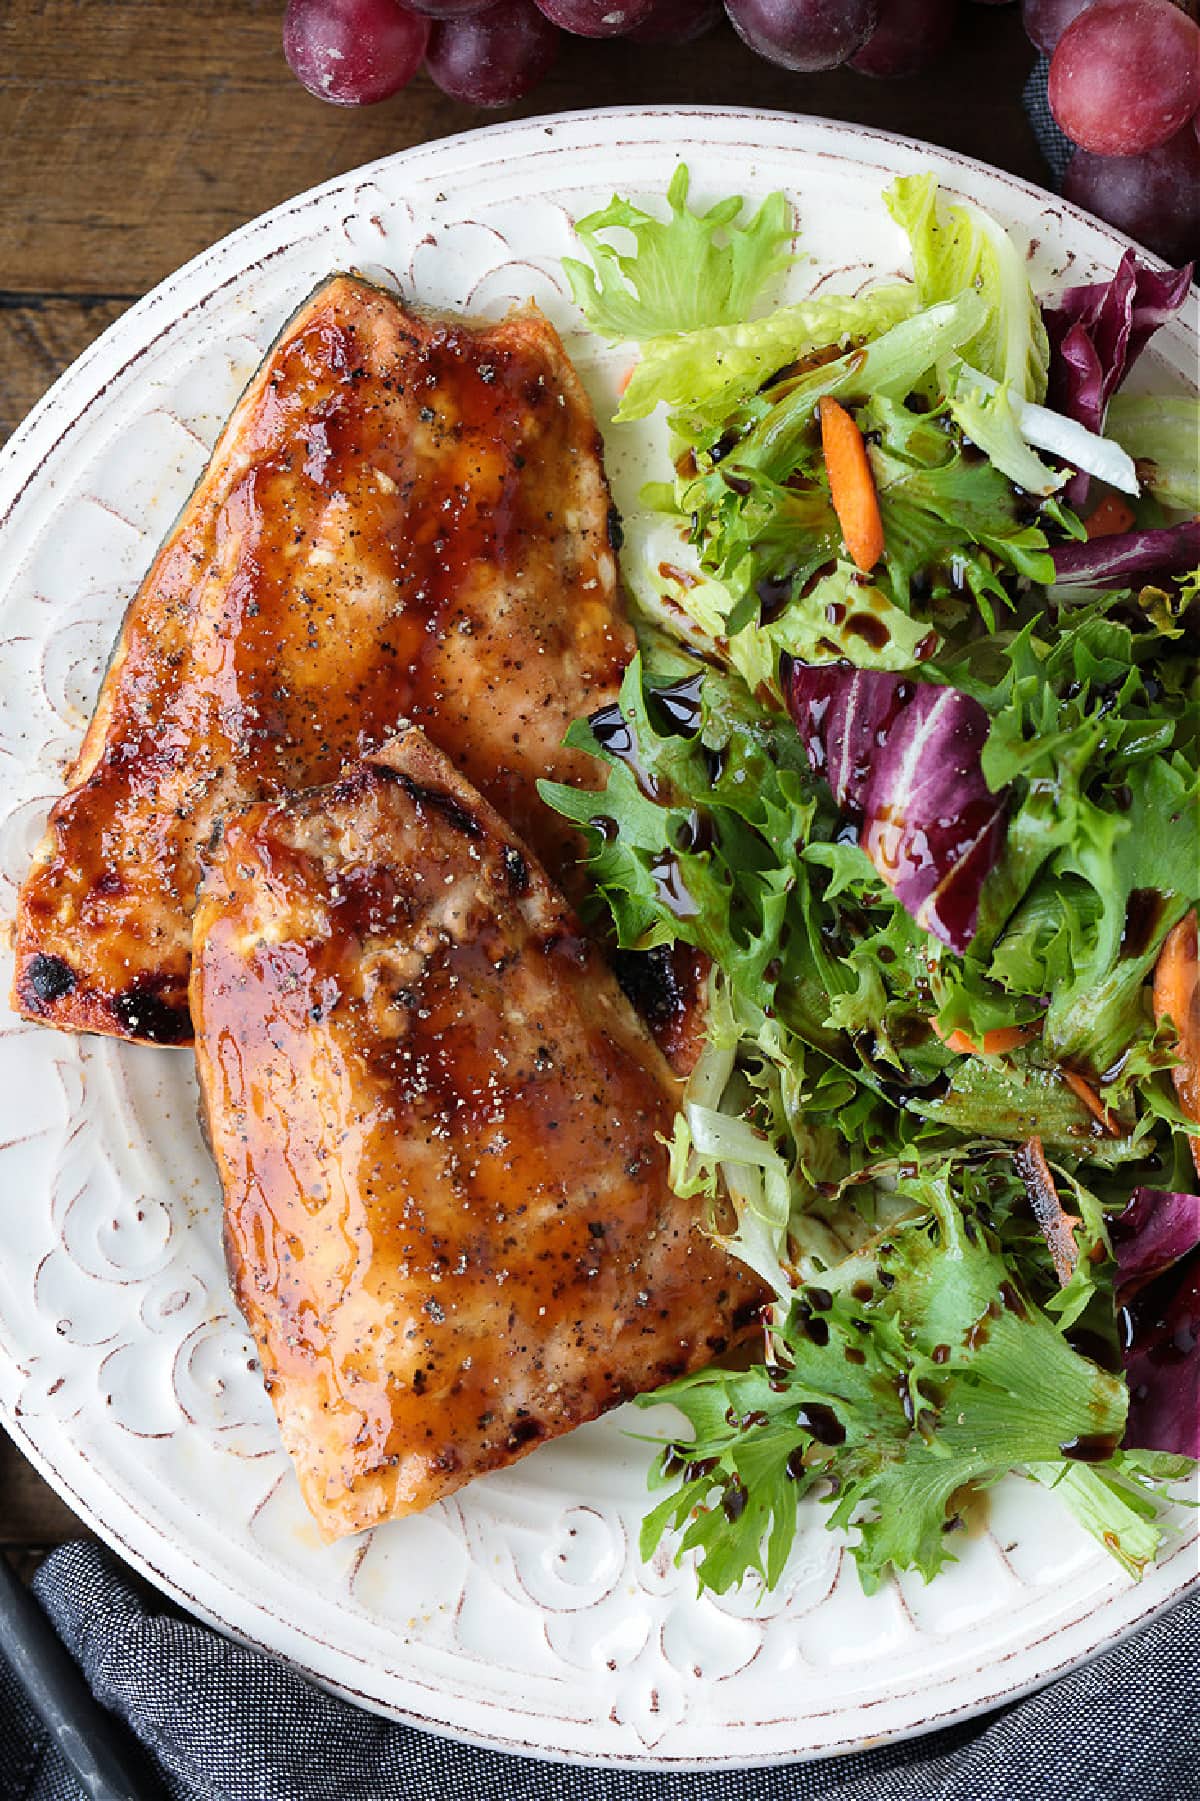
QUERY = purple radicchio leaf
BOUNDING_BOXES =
[1043,251,1194,510]
[785,663,1009,955]
[1110,1187,1200,1459]
[1050,519,1200,589]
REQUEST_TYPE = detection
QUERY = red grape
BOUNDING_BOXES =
[850,0,956,75]
[1020,0,1095,52]
[724,0,879,68]
[425,0,560,103]
[1049,0,1200,157]
[534,0,655,31]
[630,0,724,38]
[283,0,429,104]
[1064,124,1200,262]
[404,0,493,15]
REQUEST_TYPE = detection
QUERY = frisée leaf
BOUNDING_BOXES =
[639,1163,1187,1596]
[563,165,795,343]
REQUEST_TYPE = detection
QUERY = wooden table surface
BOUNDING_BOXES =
[0,0,1045,1572]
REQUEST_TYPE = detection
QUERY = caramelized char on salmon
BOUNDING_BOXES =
[13,275,633,1043]
[190,725,761,1537]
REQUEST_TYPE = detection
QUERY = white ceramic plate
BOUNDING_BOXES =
[0,107,1196,1771]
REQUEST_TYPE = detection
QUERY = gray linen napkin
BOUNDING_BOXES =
[1,1541,1198,1801]
[1022,51,1073,186]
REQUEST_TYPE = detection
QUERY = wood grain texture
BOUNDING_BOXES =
[0,0,1046,1555]
[0,1434,94,1547]
[0,297,132,445]
[3,1548,49,1586]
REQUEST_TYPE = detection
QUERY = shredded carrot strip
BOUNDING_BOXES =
[1153,910,1200,1178]
[1062,1068,1120,1136]
[979,1024,1040,1056]
[931,1020,1039,1057]
[617,360,638,397]
[1084,494,1136,539]
[819,395,884,573]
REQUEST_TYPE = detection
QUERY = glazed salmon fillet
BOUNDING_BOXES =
[190,725,760,1537]
[13,275,633,1043]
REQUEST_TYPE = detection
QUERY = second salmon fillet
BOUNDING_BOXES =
[190,724,762,1538]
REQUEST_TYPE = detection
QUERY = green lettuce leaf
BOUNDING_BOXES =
[1105,393,1200,511]
[904,1055,1144,1162]
[947,367,1065,498]
[1027,1452,1197,1579]
[885,174,1050,402]
[563,165,794,343]
[956,603,1200,1079]
[538,655,949,1177]
[764,562,937,671]
[622,511,936,692]
[1042,752,1199,1073]
[616,284,918,422]
[862,391,1060,626]
[725,292,988,483]
[648,308,1058,666]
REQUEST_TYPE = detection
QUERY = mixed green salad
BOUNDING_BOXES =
[545,170,1200,1596]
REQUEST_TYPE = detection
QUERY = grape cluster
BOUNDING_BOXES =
[283,0,980,115]
[1029,0,1200,261]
